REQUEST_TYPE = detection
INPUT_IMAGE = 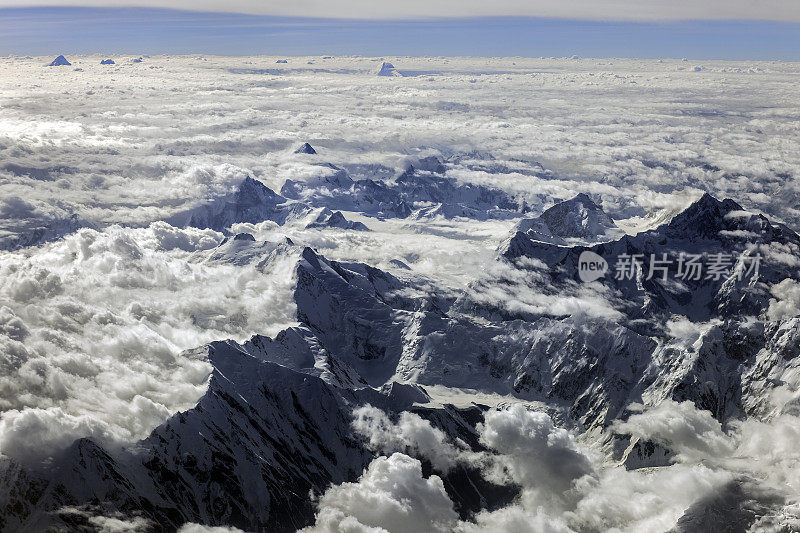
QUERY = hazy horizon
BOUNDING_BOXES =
[2,6,799,60]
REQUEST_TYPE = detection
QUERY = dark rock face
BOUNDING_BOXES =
[503,193,800,322]
[295,142,317,154]
[232,232,255,241]
[48,55,71,67]
[0,291,506,531]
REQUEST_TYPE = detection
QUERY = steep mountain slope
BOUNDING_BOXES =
[171,176,309,231]
[513,192,624,245]
[503,193,800,321]
[0,339,373,532]
[0,246,505,532]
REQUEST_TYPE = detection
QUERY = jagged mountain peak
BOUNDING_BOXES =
[569,192,595,204]
[538,193,617,238]
[174,176,309,231]
[280,154,523,221]
[236,176,284,204]
[512,192,621,245]
[503,191,800,322]
[199,233,296,266]
[660,192,793,243]
[679,191,743,219]
[664,192,742,235]
[294,246,408,385]
[300,245,323,267]
[306,208,369,231]
[295,142,317,155]
[377,62,402,77]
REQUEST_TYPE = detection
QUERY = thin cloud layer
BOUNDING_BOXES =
[1,0,799,21]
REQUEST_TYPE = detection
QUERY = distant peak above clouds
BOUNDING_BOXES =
[1,0,800,22]
[295,142,317,155]
[513,193,624,246]
[48,54,70,66]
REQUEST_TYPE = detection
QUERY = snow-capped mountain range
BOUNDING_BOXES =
[2,149,800,531]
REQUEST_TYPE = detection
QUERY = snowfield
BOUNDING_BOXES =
[1,54,800,532]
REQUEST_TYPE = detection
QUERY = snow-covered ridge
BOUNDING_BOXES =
[502,192,800,322]
[513,192,625,246]
[4,204,800,529]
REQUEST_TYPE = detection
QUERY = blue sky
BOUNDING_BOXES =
[0,7,799,59]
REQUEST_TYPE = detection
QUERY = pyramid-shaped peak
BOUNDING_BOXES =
[569,193,597,205]
[673,193,744,225]
[327,211,347,224]
[665,192,745,238]
[240,175,264,190]
[300,246,323,267]
[306,208,369,231]
[377,62,402,77]
[542,193,606,217]
[236,176,284,203]
[538,193,618,239]
[100,58,115,65]
[295,142,317,154]
[688,192,742,212]
[49,55,71,67]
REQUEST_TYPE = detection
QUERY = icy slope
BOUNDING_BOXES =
[503,193,800,321]
[172,176,309,231]
[514,192,625,245]
[281,156,527,221]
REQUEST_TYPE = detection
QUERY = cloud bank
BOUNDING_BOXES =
[1,0,800,22]
[306,402,800,532]
[0,223,298,461]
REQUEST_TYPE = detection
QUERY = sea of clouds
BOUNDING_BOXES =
[2,54,800,531]
[297,402,800,532]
